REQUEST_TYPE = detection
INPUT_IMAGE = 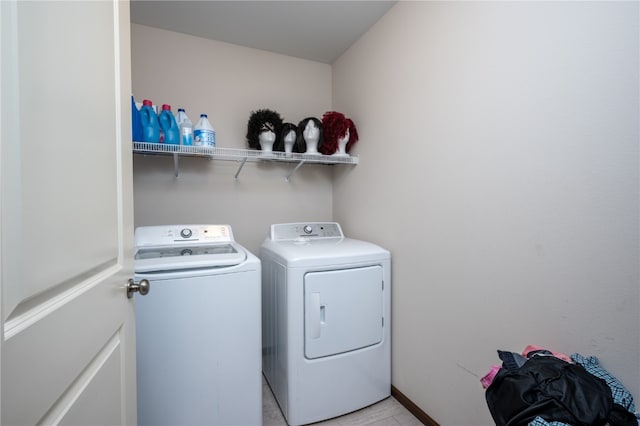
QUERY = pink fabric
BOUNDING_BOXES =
[521,345,572,363]
[480,365,501,389]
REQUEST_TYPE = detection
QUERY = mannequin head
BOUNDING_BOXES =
[246,109,283,151]
[336,128,350,156]
[319,111,359,155]
[295,117,323,154]
[275,122,298,154]
[258,130,276,152]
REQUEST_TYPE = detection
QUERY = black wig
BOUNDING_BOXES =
[246,109,283,150]
[274,122,299,152]
[295,117,323,153]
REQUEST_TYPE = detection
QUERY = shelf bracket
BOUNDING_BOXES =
[285,160,306,181]
[173,153,179,178]
[234,157,248,180]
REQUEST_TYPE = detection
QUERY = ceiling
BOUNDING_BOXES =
[129,1,396,64]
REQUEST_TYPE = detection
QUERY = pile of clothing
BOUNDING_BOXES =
[482,345,639,426]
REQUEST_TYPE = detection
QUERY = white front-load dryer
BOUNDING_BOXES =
[260,222,391,426]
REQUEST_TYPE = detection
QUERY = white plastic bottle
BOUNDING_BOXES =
[177,108,194,146]
[194,113,216,147]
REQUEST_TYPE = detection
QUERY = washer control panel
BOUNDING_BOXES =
[135,224,234,247]
[270,222,344,241]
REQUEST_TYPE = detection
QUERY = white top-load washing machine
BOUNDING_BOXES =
[260,222,391,426]
[134,224,262,426]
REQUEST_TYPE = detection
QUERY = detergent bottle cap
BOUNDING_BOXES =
[162,104,172,111]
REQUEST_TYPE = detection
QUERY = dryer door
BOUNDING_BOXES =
[304,265,384,359]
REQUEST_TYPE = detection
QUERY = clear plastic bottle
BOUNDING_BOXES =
[159,104,179,145]
[176,108,186,127]
[177,108,194,146]
[194,114,216,147]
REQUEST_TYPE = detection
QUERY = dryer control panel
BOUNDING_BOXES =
[269,222,343,241]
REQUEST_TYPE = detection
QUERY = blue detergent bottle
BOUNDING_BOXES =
[159,104,180,145]
[131,96,143,141]
[140,99,160,143]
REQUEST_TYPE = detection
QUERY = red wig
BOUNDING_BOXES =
[319,111,359,155]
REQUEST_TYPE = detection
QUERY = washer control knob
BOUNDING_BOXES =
[180,228,192,238]
[303,225,313,234]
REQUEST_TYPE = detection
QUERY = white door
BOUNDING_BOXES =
[1,1,136,425]
[304,266,384,359]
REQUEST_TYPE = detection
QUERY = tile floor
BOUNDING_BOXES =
[263,377,423,426]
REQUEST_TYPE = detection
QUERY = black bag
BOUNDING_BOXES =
[485,356,636,426]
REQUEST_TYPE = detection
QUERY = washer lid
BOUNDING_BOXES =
[134,242,246,273]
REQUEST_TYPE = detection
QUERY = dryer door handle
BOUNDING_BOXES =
[308,292,322,339]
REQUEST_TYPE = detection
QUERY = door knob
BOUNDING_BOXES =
[127,278,150,299]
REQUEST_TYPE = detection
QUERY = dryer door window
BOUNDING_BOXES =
[304,265,383,359]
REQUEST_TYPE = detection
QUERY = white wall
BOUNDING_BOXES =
[333,2,639,424]
[131,24,334,253]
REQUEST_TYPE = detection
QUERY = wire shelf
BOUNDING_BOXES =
[132,142,359,179]
[133,142,358,164]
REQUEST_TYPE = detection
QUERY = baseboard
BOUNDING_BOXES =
[391,385,440,426]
